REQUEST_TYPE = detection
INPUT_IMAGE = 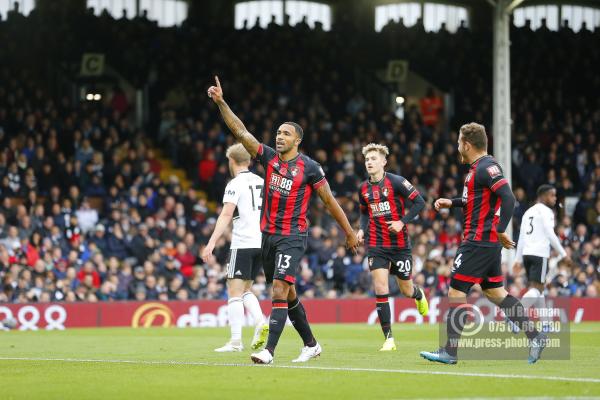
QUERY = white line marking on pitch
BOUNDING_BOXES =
[409,397,599,400]
[0,356,599,384]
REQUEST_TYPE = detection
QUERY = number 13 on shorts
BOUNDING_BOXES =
[277,254,291,271]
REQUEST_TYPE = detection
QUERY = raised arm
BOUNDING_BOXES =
[207,76,260,157]
[315,182,359,253]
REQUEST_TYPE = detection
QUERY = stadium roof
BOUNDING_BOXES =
[209,0,600,8]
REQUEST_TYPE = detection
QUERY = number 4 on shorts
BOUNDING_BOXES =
[453,253,463,272]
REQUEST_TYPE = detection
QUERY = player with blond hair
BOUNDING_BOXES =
[202,143,269,352]
[357,143,428,351]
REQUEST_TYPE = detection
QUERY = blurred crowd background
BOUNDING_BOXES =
[0,3,598,304]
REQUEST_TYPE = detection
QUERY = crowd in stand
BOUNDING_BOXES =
[0,9,598,304]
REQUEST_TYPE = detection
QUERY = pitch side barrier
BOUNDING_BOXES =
[0,297,597,330]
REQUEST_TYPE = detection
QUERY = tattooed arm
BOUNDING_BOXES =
[207,76,260,157]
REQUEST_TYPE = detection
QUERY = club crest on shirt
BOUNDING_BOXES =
[382,187,389,197]
[487,165,501,178]
[290,166,299,177]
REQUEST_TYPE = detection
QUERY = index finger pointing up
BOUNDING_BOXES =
[215,75,221,88]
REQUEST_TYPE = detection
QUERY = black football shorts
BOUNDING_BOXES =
[367,247,413,280]
[450,243,504,293]
[261,233,307,284]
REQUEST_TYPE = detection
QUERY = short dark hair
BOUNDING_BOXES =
[283,121,304,139]
[537,184,555,198]
[459,122,488,150]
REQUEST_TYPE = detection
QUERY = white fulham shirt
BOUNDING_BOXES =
[222,170,263,249]
[515,203,567,262]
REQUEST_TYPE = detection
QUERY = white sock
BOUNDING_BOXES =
[228,297,244,343]
[535,291,549,329]
[242,291,265,326]
[521,287,541,310]
[522,287,548,328]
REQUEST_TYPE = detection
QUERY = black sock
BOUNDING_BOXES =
[500,294,539,340]
[411,285,423,300]
[445,305,468,357]
[288,297,316,347]
[376,294,392,339]
[265,299,288,355]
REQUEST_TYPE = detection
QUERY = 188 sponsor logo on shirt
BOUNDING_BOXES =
[269,173,293,195]
[370,201,391,216]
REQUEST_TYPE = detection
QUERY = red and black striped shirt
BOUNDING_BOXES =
[358,173,421,249]
[255,144,327,236]
[461,155,509,246]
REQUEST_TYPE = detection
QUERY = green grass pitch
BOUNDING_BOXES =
[1,323,599,399]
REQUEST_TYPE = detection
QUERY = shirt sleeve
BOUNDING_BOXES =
[306,160,327,190]
[451,198,465,208]
[477,161,514,233]
[477,161,508,193]
[254,143,276,168]
[394,176,420,201]
[222,180,241,205]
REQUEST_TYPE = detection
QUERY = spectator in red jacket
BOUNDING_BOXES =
[419,87,443,128]
[110,85,129,115]
[77,261,101,288]
[198,150,218,185]
[175,242,196,278]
